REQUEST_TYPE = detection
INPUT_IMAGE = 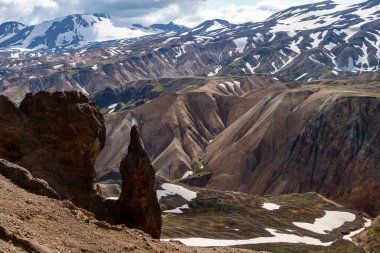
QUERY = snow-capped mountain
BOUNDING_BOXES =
[0,14,160,50]
[141,0,380,80]
[1,0,380,99]
[109,0,380,81]
[0,22,26,43]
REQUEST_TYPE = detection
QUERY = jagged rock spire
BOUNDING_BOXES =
[117,126,162,238]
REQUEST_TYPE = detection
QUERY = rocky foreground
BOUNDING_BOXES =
[0,92,163,238]
[0,174,256,253]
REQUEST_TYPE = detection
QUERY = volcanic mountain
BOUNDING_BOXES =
[1,0,380,100]
[95,74,380,218]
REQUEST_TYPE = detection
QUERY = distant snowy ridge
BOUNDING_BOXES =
[0,14,157,50]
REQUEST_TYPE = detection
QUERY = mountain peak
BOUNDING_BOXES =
[0,14,157,49]
[149,21,188,33]
[0,21,26,40]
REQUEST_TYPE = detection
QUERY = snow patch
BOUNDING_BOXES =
[53,64,63,69]
[293,211,356,235]
[164,204,190,214]
[157,183,197,202]
[246,62,258,73]
[163,228,333,247]
[205,21,226,33]
[181,171,194,179]
[207,65,222,76]
[233,37,248,53]
[262,203,280,210]
[295,73,308,81]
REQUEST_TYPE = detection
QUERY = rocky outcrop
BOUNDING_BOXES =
[0,92,162,239]
[0,91,106,201]
[0,159,60,199]
[280,96,380,216]
[115,126,162,239]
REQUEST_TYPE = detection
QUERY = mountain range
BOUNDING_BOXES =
[0,14,185,50]
[0,0,379,101]
[1,0,380,252]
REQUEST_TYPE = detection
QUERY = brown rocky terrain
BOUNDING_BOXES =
[0,159,59,200]
[96,76,281,180]
[96,75,380,217]
[0,174,256,253]
[0,92,161,238]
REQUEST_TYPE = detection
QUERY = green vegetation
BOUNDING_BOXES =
[10,89,24,103]
[153,85,164,93]
[244,240,365,253]
[152,160,161,171]
[368,227,380,240]
[173,168,212,183]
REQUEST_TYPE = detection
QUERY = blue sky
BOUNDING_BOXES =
[0,0,365,28]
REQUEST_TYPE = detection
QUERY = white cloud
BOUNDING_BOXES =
[0,0,368,28]
[135,0,362,28]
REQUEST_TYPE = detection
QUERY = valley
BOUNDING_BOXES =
[0,0,379,252]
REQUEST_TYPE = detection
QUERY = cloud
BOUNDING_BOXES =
[0,0,365,28]
[0,0,199,25]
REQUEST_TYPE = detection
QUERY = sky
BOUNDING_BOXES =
[0,0,362,28]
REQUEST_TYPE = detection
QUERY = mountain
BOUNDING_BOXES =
[0,0,380,100]
[130,21,188,35]
[149,21,188,33]
[94,74,380,217]
[0,14,157,50]
[0,21,25,43]
[120,0,380,80]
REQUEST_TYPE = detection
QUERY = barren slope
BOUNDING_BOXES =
[0,175,255,253]
[96,76,380,216]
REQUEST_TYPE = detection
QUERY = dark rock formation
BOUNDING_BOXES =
[0,91,106,201]
[0,92,162,239]
[0,159,60,199]
[115,126,162,239]
[281,96,380,216]
[205,91,380,216]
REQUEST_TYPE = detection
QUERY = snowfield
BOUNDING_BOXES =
[293,211,356,235]
[163,228,333,247]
